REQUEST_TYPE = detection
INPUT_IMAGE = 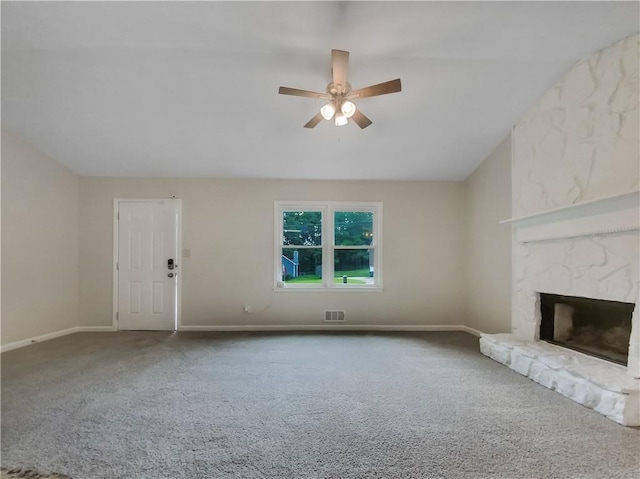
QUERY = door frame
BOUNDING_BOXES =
[112,198,183,331]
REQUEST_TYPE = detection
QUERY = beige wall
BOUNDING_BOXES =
[79,178,467,328]
[1,132,513,339]
[1,130,79,345]
[465,135,512,333]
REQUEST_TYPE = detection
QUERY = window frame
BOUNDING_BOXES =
[274,201,383,292]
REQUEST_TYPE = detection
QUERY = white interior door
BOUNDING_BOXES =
[117,200,179,331]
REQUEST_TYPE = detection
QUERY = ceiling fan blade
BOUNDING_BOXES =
[349,79,401,99]
[331,50,349,90]
[279,86,329,99]
[304,112,324,128]
[351,110,372,129]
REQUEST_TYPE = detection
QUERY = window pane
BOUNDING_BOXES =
[283,211,322,246]
[334,212,373,246]
[282,248,322,284]
[334,249,374,285]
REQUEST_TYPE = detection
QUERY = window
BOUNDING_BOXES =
[274,201,382,290]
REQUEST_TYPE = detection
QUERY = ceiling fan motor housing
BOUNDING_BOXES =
[327,81,352,97]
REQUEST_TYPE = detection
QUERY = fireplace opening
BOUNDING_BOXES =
[539,293,634,366]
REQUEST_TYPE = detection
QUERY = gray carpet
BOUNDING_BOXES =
[1,331,639,479]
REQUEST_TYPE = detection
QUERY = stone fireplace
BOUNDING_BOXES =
[480,192,640,426]
[480,34,640,426]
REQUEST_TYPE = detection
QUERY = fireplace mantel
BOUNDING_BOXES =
[500,191,640,243]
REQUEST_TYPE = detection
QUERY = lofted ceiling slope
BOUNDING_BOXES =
[1,1,638,180]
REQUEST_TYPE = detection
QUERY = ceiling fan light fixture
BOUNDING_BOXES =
[340,100,356,118]
[334,113,348,127]
[320,103,336,120]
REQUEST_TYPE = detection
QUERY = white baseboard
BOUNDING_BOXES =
[178,324,483,334]
[458,325,484,337]
[78,326,117,332]
[1,326,79,353]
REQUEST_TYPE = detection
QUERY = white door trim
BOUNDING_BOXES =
[113,198,182,331]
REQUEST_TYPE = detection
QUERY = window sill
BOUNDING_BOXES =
[273,286,384,293]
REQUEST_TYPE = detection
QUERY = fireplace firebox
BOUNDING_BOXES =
[539,293,634,366]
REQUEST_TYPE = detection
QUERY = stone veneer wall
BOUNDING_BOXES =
[513,35,639,214]
[511,35,639,374]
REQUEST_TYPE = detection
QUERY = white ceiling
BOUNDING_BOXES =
[2,1,638,181]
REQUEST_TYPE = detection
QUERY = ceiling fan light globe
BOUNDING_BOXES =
[320,103,336,121]
[334,114,348,127]
[341,101,356,118]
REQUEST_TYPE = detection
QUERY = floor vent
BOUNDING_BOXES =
[324,310,345,322]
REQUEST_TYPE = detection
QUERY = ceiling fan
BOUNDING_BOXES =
[278,49,401,129]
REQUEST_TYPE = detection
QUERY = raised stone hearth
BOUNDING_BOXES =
[480,333,639,426]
